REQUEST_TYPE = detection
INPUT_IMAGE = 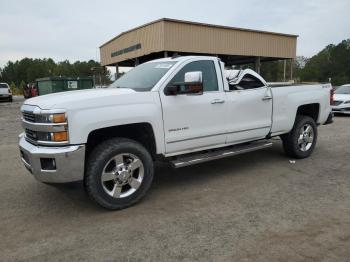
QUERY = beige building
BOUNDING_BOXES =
[100,18,297,75]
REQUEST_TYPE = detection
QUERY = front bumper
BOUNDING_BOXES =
[19,134,85,183]
[0,94,11,99]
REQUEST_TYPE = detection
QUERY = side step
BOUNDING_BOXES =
[170,140,273,168]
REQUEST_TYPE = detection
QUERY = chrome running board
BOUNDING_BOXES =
[170,141,273,168]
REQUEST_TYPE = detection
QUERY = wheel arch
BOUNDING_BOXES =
[295,103,320,123]
[86,122,158,160]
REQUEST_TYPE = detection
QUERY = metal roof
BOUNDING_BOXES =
[100,18,298,67]
[100,18,298,48]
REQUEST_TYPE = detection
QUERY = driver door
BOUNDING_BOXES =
[160,59,228,155]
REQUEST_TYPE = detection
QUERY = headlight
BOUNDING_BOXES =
[35,113,67,123]
[22,110,69,145]
[52,113,66,123]
[28,130,69,142]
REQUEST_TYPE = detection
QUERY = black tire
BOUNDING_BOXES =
[280,115,318,159]
[9,96,13,102]
[84,138,154,210]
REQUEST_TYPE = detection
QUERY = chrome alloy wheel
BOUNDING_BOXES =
[101,153,144,198]
[298,124,314,152]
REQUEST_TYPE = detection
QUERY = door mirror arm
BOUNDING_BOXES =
[164,83,204,96]
[164,85,179,96]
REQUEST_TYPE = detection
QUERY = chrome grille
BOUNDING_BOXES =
[23,111,36,122]
[332,100,343,106]
[25,129,38,142]
[25,129,53,145]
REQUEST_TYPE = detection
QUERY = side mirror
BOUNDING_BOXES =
[184,71,202,84]
[164,71,203,96]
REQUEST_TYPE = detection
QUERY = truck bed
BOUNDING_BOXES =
[270,83,332,135]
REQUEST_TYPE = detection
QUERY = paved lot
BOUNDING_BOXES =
[0,97,349,261]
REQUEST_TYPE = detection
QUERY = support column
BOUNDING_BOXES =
[255,57,261,74]
[99,71,102,86]
[115,64,119,80]
[164,51,168,58]
[290,59,293,80]
[92,69,96,87]
[283,60,287,82]
[134,58,139,66]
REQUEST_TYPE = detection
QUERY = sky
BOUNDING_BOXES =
[0,0,349,68]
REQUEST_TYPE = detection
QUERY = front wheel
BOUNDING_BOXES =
[84,138,154,210]
[281,115,318,159]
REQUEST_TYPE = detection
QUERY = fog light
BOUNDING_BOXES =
[40,158,56,171]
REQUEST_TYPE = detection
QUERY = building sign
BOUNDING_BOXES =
[111,43,141,57]
[67,81,78,89]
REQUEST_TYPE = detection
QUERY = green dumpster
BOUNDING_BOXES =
[36,77,93,96]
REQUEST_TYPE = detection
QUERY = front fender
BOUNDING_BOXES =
[67,103,165,154]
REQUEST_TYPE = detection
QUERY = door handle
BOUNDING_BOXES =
[211,99,225,104]
[262,96,272,101]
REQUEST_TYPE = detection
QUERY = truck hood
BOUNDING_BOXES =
[24,88,138,109]
[334,94,350,102]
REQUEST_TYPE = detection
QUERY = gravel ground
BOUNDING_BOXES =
[0,97,349,262]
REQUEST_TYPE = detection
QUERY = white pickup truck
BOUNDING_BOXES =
[0,82,13,102]
[19,56,333,210]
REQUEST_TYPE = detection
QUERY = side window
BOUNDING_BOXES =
[230,74,265,90]
[169,60,219,92]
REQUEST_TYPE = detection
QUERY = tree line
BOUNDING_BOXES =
[298,39,350,85]
[259,39,350,85]
[0,58,111,94]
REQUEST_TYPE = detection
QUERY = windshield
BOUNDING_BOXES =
[0,83,8,88]
[109,61,177,91]
[335,86,350,94]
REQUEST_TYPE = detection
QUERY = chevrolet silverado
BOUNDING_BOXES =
[19,56,333,209]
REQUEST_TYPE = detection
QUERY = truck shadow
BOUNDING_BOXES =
[50,142,285,211]
[152,143,284,188]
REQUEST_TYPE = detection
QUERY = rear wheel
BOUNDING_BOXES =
[84,138,154,210]
[281,115,317,159]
